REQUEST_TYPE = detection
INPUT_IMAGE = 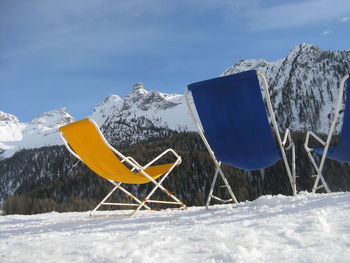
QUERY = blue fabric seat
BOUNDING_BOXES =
[314,77,350,162]
[188,70,281,170]
[186,69,296,205]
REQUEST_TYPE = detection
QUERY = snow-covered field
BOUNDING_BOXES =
[1,192,350,263]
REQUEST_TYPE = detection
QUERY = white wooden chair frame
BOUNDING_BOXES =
[184,72,296,208]
[304,74,349,193]
[60,118,186,216]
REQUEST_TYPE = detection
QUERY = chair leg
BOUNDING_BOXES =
[312,172,331,193]
[206,162,238,208]
[90,183,121,216]
[90,181,152,217]
[132,168,187,215]
[131,184,186,216]
[306,150,331,193]
[292,142,297,196]
[218,166,238,204]
[206,165,220,208]
[279,146,297,196]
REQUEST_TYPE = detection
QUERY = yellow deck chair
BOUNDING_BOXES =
[59,118,186,216]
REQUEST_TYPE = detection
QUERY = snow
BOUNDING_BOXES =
[0,111,25,141]
[90,95,124,127]
[1,192,350,263]
[0,108,74,159]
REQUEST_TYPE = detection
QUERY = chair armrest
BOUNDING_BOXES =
[121,156,142,171]
[281,129,294,150]
[304,131,326,152]
[142,148,182,170]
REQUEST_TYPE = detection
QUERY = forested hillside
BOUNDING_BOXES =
[2,131,350,215]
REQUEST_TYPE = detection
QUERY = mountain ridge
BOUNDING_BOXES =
[1,43,350,158]
[0,83,195,158]
[224,43,350,132]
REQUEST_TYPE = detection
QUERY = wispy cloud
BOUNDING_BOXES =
[341,17,350,22]
[321,30,332,36]
[247,0,350,30]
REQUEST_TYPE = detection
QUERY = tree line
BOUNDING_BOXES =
[1,132,350,215]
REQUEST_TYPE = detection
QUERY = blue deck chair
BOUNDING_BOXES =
[304,74,350,193]
[184,70,296,207]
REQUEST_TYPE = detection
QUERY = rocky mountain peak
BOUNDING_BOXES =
[93,95,123,114]
[291,43,315,51]
[132,82,148,94]
[103,94,122,104]
[0,111,21,124]
[124,83,181,112]
[90,95,123,126]
[289,43,318,54]
[29,108,74,128]
[224,44,350,133]
[123,82,148,107]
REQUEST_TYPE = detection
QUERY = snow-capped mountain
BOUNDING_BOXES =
[1,43,349,159]
[224,43,350,133]
[0,108,74,158]
[91,82,194,145]
[0,84,195,158]
[91,82,191,129]
[0,111,25,142]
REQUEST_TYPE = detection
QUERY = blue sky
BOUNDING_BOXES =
[1,0,350,122]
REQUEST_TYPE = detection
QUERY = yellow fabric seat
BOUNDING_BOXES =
[59,118,174,184]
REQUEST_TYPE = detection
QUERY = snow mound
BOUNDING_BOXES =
[1,192,350,262]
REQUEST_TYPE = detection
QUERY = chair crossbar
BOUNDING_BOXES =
[145,200,182,205]
[211,195,233,203]
[203,162,238,208]
[102,203,140,207]
[316,184,325,190]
